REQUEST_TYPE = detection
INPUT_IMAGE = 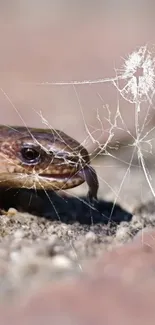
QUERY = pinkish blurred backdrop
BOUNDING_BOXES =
[0,0,155,151]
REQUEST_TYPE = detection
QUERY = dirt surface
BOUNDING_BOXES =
[1,229,155,325]
[0,150,154,324]
[0,152,155,304]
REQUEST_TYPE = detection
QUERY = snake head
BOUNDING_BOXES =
[0,126,99,200]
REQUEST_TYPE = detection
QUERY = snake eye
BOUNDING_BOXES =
[21,146,41,164]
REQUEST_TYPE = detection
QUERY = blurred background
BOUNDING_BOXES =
[0,0,155,151]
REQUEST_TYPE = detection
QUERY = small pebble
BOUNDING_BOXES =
[13,230,25,240]
[51,255,73,270]
[115,224,130,242]
[7,208,18,216]
[85,231,97,243]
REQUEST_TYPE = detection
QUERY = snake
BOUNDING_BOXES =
[0,126,99,202]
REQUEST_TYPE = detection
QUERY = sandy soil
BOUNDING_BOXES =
[0,150,155,302]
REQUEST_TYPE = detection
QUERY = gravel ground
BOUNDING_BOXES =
[0,149,155,302]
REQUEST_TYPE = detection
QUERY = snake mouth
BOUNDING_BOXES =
[0,166,98,200]
[0,173,84,191]
[40,165,99,199]
[39,165,85,181]
[38,172,85,190]
[39,171,80,180]
[0,170,85,191]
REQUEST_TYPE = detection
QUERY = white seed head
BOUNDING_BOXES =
[114,46,155,104]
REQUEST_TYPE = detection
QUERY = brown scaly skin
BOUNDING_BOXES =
[0,126,99,202]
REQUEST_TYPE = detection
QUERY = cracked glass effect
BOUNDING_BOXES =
[114,46,155,104]
[1,45,155,235]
